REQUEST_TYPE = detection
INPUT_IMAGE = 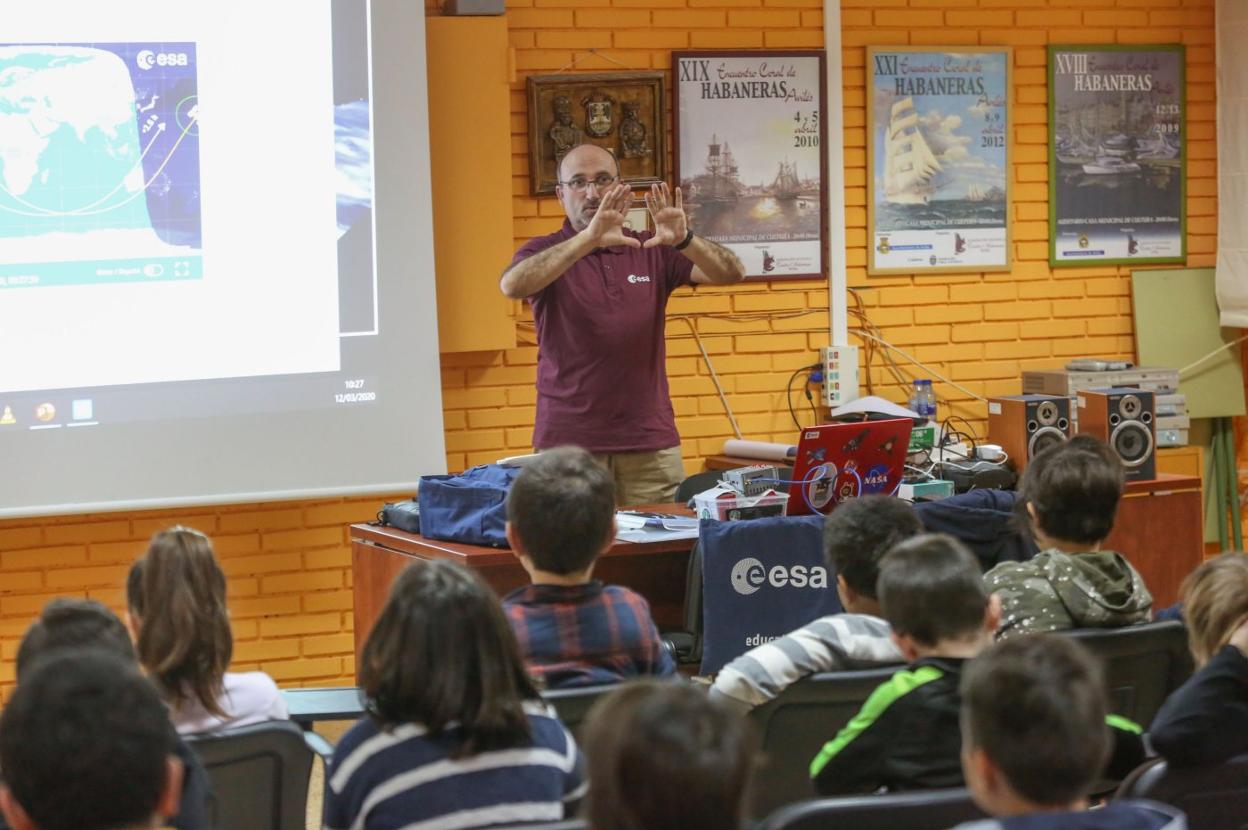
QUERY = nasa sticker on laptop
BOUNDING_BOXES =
[862,464,892,494]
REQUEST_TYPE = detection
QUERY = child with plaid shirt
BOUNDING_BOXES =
[503,446,676,689]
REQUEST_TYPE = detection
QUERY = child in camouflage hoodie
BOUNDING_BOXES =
[985,435,1152,639]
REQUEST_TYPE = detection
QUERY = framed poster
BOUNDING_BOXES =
[867,47,1012,275]
[1048,45,1185,266]
[672,51,827,281]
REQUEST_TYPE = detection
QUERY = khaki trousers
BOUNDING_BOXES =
[590,446,685,506]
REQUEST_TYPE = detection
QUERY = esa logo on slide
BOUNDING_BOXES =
[137,50,189,70]
[730,557,828,595]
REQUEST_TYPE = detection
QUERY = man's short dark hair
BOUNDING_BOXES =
[824,496,923,599]
[506,446,615,574]
[0,650,176,830]
[961,635,1111,806]
[877,534,988,646]
[1019,435,1124,545]
[15,598,137,681]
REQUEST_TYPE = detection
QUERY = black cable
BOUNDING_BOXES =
[940,415,977,460]
[948,415,983,444]
[786,363,820,431]
[804,385,820,424]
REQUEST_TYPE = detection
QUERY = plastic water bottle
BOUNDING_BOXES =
[910,379,937,420]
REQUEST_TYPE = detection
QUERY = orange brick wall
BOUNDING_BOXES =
[443,0,1217,473]
[0,497,399,700]
[0,0,1219,699]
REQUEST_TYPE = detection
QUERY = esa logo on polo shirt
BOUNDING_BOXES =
[627,274,651,284]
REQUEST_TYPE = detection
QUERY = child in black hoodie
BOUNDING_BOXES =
[952,635,1185,830]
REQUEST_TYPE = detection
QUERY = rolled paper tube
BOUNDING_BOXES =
[722,439,798,462]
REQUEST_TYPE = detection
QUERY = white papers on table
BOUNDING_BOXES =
[614,510,700,543]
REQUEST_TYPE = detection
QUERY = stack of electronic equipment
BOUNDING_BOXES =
[985,360,1181,485]
[1021,364,1188,447]
[692,465,790,521]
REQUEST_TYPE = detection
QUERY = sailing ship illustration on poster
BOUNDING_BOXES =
[867,47,1012,274]
[771,159,800,200]
[689,134,741,203]
[882,97,942,205]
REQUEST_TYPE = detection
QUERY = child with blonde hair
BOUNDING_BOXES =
[1150,552,1248,767]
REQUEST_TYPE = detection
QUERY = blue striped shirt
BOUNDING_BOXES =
[324,701,586,830]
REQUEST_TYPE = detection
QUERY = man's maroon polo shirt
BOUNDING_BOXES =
[508,220,694,453]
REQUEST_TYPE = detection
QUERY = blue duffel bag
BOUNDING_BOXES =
[417,464,520,547]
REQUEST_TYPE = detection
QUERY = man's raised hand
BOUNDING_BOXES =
[643,182,689,249]
[583,183,641,249]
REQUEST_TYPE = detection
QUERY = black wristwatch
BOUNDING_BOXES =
[674,229,695,251]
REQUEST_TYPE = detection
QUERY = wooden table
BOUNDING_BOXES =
[350,505,694,658]
[351,468,1202,669]
[704,455,1202,607]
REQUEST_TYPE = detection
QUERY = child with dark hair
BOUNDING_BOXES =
[325,560,585,830]
[0,650,185,830]
[811,534,999,795]
[127,526,288,734]
[582,681,757,830]
[951,635,1184,830]
[1150,552,1248,767]
[503,446,674,688]
[16,597,139,677]
[985,435,1152,639]
[8,599,209,830]
[711,495,921,712]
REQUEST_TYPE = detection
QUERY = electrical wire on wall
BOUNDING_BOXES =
[786,363,822,430]
[674,316,743,440]
[510,287,989,433]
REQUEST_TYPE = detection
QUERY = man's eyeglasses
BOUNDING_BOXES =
[558,174,618,193]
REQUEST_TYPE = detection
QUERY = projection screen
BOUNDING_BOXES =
[0,0,446,518]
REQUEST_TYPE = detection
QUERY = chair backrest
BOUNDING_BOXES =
[186,720,317,830]
[757,788,986,830]
[747,666,898,817]
[1060,620,1194,726]
[541,685,617,739]
[658,540,704,665]
[698,513,838,675]
[1117,754,1248,830]
[677,470,725,503]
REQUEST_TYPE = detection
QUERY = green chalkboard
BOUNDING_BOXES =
[1132,268,1246,419]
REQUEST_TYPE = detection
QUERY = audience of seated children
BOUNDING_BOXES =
[810,534,999,795]
[984,436,1153,639]
[951,635,1186,830]
[710,495,922,712]
[1150,551,1248,767]
[324,560,585,830]
[502,446,675,688]
[582,681,757,830]
[0,650,185,830]
[7,599,209,830]
[127,526,288,734]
